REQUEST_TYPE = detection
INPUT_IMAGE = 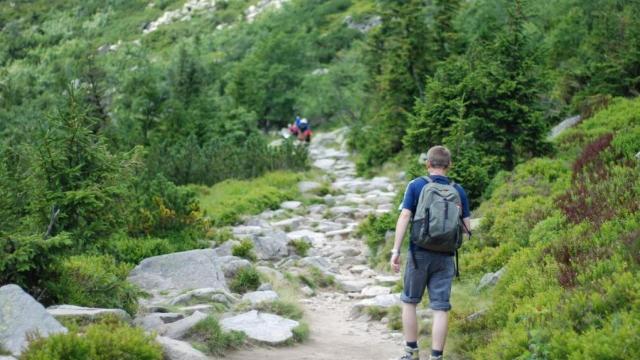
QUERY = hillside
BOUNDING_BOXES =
[1,0,639,359]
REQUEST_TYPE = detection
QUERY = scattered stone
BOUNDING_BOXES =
[271,217,303,230]
[218,256,252,278]
[46,305,131,323]
[162,311,208,339]
[242,290,279,305]
[281,201,303,210]
[287,229,326,246]
[329,206,355,216]
[0,284,67,356]
[258,283,273,291]
[349,265,369,274]
[221,310,299,345]
[298,181,322,193]
[168,288,237,307]
[477,267,506,292]
[299,256,335,275]
[360,286,391,298]
[470,218,482,231]
[375,275,401,286]
[156,336,208,360]
[300,286,314,297]
[350,294,402,318]
[337,277,374,293]
[252,229,290,260]
[134,313,184,331]
[128,249,227,301]
[313,158,336,170]
[179,305,215,315]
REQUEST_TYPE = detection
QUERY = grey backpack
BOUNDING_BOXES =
[409,176,464,254]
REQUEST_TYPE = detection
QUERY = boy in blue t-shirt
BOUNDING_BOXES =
[391,145,471,360]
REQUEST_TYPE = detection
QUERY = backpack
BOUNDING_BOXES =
[409,176,467,274]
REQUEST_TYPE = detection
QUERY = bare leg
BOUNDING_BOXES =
[402,303,418,342]
[431,310,449,351]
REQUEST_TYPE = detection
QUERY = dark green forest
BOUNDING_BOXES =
[1,0,639,358]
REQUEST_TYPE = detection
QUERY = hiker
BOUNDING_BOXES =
[288,117,312,142]
[390,146,471,360]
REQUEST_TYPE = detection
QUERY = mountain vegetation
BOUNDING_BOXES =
[1,0,639,358]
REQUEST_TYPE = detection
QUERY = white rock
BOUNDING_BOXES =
[134,313,184,331]
[281,201,303,210]
[313,158,336,170]
[46,305,131,323]
[477,267,506,291]
[162,311,208,339]
[0,285,67,356]
[470,218,482,231]
[242,290,279,305]
[221,310,299,345]
[156,336,208,360]
[375,275,401,286]
[287,229,325,246]
[298,181,322,193]
[360,286,391,297]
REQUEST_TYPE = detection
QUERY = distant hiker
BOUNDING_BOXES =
[288,117,312,142]
[391,146,471,360]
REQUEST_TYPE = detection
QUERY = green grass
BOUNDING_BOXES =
[229,266,261,294]
[232,239,258,262]
[290,239,312,257]
[254,300,304,320]
[187,316,246,357]
[192,171,302,226]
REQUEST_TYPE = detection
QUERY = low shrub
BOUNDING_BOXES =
[387,305,402,331]
[21,318,162,360]
[49,254,139,315]
[291,322,310,343]
[298,266,335,289]
[290,239,311,257]
[365,306,388,321]
[194,171,302,226]
[103,234,172,264]
[187,316,245,356]
[231,239,257,262]
[229,266,261,294]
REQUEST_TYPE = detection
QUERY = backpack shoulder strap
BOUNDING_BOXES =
[420,176,432,184]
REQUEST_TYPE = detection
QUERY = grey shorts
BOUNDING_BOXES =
[401,250,455,311]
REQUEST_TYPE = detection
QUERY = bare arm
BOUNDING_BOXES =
[463,217,471,235]
[390,209,412,272]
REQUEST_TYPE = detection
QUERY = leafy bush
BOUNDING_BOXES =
[49,254,139,315]
[232,239,257,262]
[194,171,302,226]
[21,318,162,360]
[229,266,261,294]
[290,239,311,257]
[357,212,397,267]
[187,316,245,356]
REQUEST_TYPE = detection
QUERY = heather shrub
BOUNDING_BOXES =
[229,266,261,294]
[21,319,162,360]
[231,239,257,262]
[290,239,311,257]
[48,255,139,315]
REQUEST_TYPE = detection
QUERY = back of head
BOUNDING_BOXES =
[426,145,451,169]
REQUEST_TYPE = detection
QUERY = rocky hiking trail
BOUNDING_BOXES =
[225,128,404,359]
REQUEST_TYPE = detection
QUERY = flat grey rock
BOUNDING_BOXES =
[47,305,131,323]
[298,181,322,193]
[156,336,208,360]
[313,158,336,170]
[299,256,335,275]
[252,229,290,260]
[0,284,67,356]
[286,230,326,246]
[168,288,237,306]
[134,313,184,331]
[218,256,252,278]
[221,310,299,345]
[128,249,227,301]
[280,201,303,210]
[162,311,208,339]
[477,267,506,292]
[350,293,401,318]
[0,356,17,360]
[242,290,279,305]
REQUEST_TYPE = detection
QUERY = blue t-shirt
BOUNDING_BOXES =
[400,175,471,252]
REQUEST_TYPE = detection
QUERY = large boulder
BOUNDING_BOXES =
[155,336,208,360]
[128,249,227,301]
[221,310,299,345]
[0,284,67,356]
[47,305,131,323]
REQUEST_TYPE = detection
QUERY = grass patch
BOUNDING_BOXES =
[290,239,312,257]
[298,267,335,289]
[387,305,402,331]
[291,322,310,343]
[187,316,245,356]
[192,171,302,226]
[365,306,388,321]
[229,266,261,294]
[232,239,257,262]
[255,300,304,320]
[0,344,10,355]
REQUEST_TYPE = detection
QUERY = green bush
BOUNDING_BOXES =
[187,316,245,356]
[229,266,261,294]
[357,212,397,267]
[290,239,311,257]
[49,254,139,315]
[194,171,302,226]
[21,319,162,360]
[103,235,172,264]
[291,322,310,343]
[232,239,257,262]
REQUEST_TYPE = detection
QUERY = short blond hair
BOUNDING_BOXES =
[426,145,451,169]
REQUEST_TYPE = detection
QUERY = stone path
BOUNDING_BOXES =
[226,128,404,359]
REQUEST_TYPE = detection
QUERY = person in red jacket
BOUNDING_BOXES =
[288,117,312,142]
